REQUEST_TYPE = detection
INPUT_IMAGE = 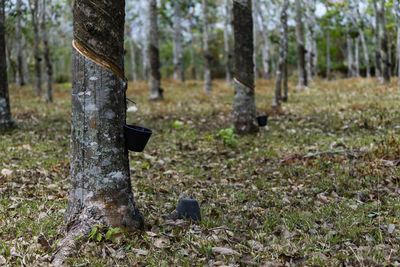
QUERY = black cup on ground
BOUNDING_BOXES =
[257,115,268,127]
[176,198,201,222]
[124,125,153,152]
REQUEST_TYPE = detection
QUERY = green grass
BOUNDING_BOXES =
[0,78,399,266]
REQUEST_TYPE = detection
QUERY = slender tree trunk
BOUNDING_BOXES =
[359,30,370,78]
[305,0,315,82]
[223,0,232,86]
[373,0,381,79]
[327,29,331,79]
[129,38,137,82]
[0,0,14,130]
[53,0,143,263]
[141,43,149,81]
[42,0,52,103]
[295,0,307,88]
[355,37,360,77]
[189,10,197,80]
[173,0,184,83]
[232,0,258,135]
[395,1,400,86]
[273,0,289,109]
[15,0,25,88]
[282,0,289,102]
[148,0,163,100]
[378,0,390,84]
[346,24,354,78]
[202,0,212,93]
[255,4,271,80]
[29,0,42,96]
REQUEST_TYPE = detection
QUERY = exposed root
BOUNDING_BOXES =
[52,207,105,266]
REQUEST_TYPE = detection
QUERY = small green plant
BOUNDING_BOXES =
[88,224,105,242]
[105,227,122,242]
[216,126,238,147]
[171,120,184,128]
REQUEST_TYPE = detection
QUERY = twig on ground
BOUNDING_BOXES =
[302,149,371,159]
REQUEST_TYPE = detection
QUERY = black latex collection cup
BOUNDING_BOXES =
[124,125,153,152]
[257,115,268,127]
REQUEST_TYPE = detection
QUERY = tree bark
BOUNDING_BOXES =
[53,0,143,264]
[15,0,25,88]
[232,0,258,135]
[129,38,137,82]
[189,9,197,80]
[202,0,212,93]
[305,0,316,82]
[282,3,289,102]
[41,0,53,103]
[295,0,307,88]
[173,0,184,83]
[326,29,331,79]
[359,30,370,78]
[355,37,360,77]
[273,0,289,108]
[254,3,271,80]
[0,0,14,130]
[378,0,390,84]
[372,0,381,79]
[148,0,163,100]
[29,0,42,96]
[395,1,400,86]
[223,0,232,86]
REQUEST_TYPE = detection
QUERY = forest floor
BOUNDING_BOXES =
[1,78,400,266]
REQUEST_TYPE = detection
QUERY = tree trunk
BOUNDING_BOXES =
[346,24,354,78]
[355,37,360,77]
[326,29,331,79]
[305,0,315,82]
[129,38,137,82]
[273,0,289,108]
[0,0,14,130]
[42,0,52,103]
[173,0,184,83]
[295,0,307,88]
[29,0,42,96]
[141,43,149,81]
[53,0,143,264]
[223,0,232,86]
[254,3,271,80]
[373,0,381,79]
[395,1,400,86]
[282,0,289,102]
[232,0,258,135]
[189,10,197,80]
[148,0,163,100]
[15,0,25,88]
[202,0,212,93]
[359,30,370,78]
[378,0,390,84]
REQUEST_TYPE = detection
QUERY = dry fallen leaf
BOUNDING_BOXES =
[1,168,13,177]
[211,247,239,256]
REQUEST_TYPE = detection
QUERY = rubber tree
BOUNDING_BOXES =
[0,0,14,130]
[395,0,400,86]
[305,0,316,82]
[173,0,184,83]
[295,0,307,88]
[53,0,143,264]
[28,0,41,96]
[273,0,289,109]
[188,6,197,80]
[148,0,163,100]
[16,0,25,88]
[202,0,212,93]
[372,0,381,79]
[223,0,232,86]
[232,0,258,135]
[42,0,53,103]
[376,0,390,84]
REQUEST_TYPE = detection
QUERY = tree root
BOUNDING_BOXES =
[52,207,105,266]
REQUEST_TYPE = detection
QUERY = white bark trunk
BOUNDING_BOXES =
[202,0,212,93]
[223,0,232,86]
[173,1,184,83]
